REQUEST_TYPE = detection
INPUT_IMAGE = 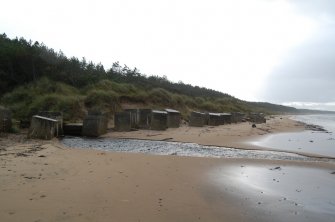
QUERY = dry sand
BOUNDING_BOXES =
[1,116,335,222]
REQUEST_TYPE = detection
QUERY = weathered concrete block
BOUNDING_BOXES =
[114,112,131,131]
[28,115,59,140]
[0,107,12,133]
[220,113,232,124]
[231,112,245,123]
[138,109,152,129]
[151,110,167,130]
[38,111,63,135]
[189,111,206,127]
[82,113,108,137]
[208,113,221,126]
[165,109,180,128]
[87,111,109,131]
[125,109,140,129]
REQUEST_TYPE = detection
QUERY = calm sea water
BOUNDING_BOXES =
[252,115,335,158]
[292,114,335,133]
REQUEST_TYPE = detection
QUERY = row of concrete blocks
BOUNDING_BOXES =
[27,109,181,139]
[189,111,246,127]
[24,110,263,140]
[115,110,247,131]
[115,109,181,131]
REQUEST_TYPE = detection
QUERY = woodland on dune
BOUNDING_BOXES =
[0,34,300,121]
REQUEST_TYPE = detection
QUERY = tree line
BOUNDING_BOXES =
[0,33,233,99]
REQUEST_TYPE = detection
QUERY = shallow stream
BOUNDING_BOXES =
[60,137,332,162]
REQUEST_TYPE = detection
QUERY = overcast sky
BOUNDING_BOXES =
[1,0,334,111]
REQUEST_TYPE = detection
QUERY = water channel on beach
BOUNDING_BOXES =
[60,137,333,162]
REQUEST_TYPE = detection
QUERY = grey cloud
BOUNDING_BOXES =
[291,0,335,18]
[261,24,335,103]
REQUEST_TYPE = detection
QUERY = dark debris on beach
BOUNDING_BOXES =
[270,166,282,171]
[304,124,327,132]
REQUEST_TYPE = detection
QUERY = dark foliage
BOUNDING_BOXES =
[0,33,232,99]
[0,33,105,94]
[0,34,307,120]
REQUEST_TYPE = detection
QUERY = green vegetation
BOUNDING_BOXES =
[0,34,302,121]
[1,77,85,120]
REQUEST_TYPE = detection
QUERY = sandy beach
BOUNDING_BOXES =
[107,115,305,149]
[1,116,335,222]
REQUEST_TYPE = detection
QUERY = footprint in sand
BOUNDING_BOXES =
[158,198,163,207]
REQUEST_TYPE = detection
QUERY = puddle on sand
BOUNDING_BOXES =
[60,137,329,161]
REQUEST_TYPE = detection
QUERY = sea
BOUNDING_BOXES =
[252,114,335,158]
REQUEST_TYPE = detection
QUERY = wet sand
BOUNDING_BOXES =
[1,138,335,222]
[1,116,335,221]
[209,161,335,222]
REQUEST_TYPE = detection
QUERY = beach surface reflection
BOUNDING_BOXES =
[209,163,335,222]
